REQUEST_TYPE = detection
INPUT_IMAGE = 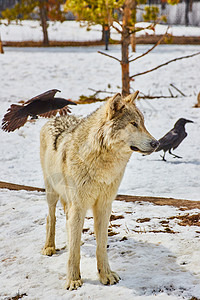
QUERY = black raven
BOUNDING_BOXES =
[2,89,77,132]
[155,118,193,161]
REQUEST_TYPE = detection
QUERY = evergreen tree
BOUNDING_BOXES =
[1,0,65,46]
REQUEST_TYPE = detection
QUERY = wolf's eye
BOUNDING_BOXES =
[131,122,138,128]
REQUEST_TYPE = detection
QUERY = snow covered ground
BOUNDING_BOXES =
[0,20,200,43]
[0,23,200,299]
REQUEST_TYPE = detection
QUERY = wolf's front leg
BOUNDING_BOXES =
[93,202,120,285]
[65,205,86,290]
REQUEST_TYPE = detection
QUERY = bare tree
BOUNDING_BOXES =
[39,0,49,46]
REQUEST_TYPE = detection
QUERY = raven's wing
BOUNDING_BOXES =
[173,131,187,150]
[39,105,71,118]
[24,89,61,105]
[2,104,28,132]
[39,99,76,118]
[156,129,179,152]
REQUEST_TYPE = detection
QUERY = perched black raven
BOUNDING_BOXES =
[2,89,77,132]
[155,118,193,161]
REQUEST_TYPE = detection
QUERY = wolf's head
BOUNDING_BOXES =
[101,91,159,155]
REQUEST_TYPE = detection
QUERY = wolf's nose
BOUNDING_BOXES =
[150,140,159,149]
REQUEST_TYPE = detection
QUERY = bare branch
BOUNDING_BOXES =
[111,23,122,34]
[168,88,174,97]
[111,20,122,34]
[128,20,159,34]
[129,28,169,63]
[130,51,200,79]
[170,83,186,96]
[98,51,121,63]
[88,88,117,95]
[128,24,152,34]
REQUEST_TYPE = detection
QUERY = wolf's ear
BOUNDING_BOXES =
[107,93,124,119]
[125,90,139,103]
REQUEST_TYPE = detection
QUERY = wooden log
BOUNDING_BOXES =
[0,181,199,209]
[0,181,45,192]
[116,194,200,210]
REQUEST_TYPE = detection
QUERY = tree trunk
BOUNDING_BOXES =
[189,0,193,11]
[39,0,49,46]
[121,0,133,96]
[0,37,4,54]
[185,0,190,26]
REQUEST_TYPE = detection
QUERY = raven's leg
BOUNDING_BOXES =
[169,149,182,159]
[160,151,166,161]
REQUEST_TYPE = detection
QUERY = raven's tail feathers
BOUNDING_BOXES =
[2,104,28,132]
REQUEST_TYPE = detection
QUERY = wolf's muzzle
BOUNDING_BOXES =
[130,139,159,153]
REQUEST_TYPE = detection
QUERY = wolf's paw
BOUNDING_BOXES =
[64,278,83,291]
[42,246,56,256]
[99,270,120,285]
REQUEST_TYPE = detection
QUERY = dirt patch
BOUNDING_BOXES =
[82,228,90,233]
[136,217,151,223]
[110,214,124,221]
[6,293,27,300]
[169,213,200,226]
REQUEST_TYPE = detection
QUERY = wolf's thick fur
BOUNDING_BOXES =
[40,92,158,290]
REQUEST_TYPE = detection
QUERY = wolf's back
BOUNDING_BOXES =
[40,115,81,151]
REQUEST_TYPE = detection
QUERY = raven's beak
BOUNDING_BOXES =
[66,99,77,105]
[186,119,194,123]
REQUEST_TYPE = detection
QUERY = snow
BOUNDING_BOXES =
[0,22,200,299]
[0,20,200,43]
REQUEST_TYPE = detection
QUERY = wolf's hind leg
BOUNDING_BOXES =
[42,184,58,256]
[93,202,120,285]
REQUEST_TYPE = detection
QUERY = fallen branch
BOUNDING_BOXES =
[139,94,178,99]
[88,88,117,96]
[194,92,200,108]
[86,88,179,100]
[170,83,186,97]
[168,88,174,97]
[130,51,200,79]
[1,180,200,209]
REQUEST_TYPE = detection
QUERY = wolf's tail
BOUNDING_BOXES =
[2,104,28,132]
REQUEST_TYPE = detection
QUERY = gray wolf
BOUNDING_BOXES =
[155,118,193,161]
[40,91,159,290]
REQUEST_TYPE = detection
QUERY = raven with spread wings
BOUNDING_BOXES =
[2,89,77,132]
